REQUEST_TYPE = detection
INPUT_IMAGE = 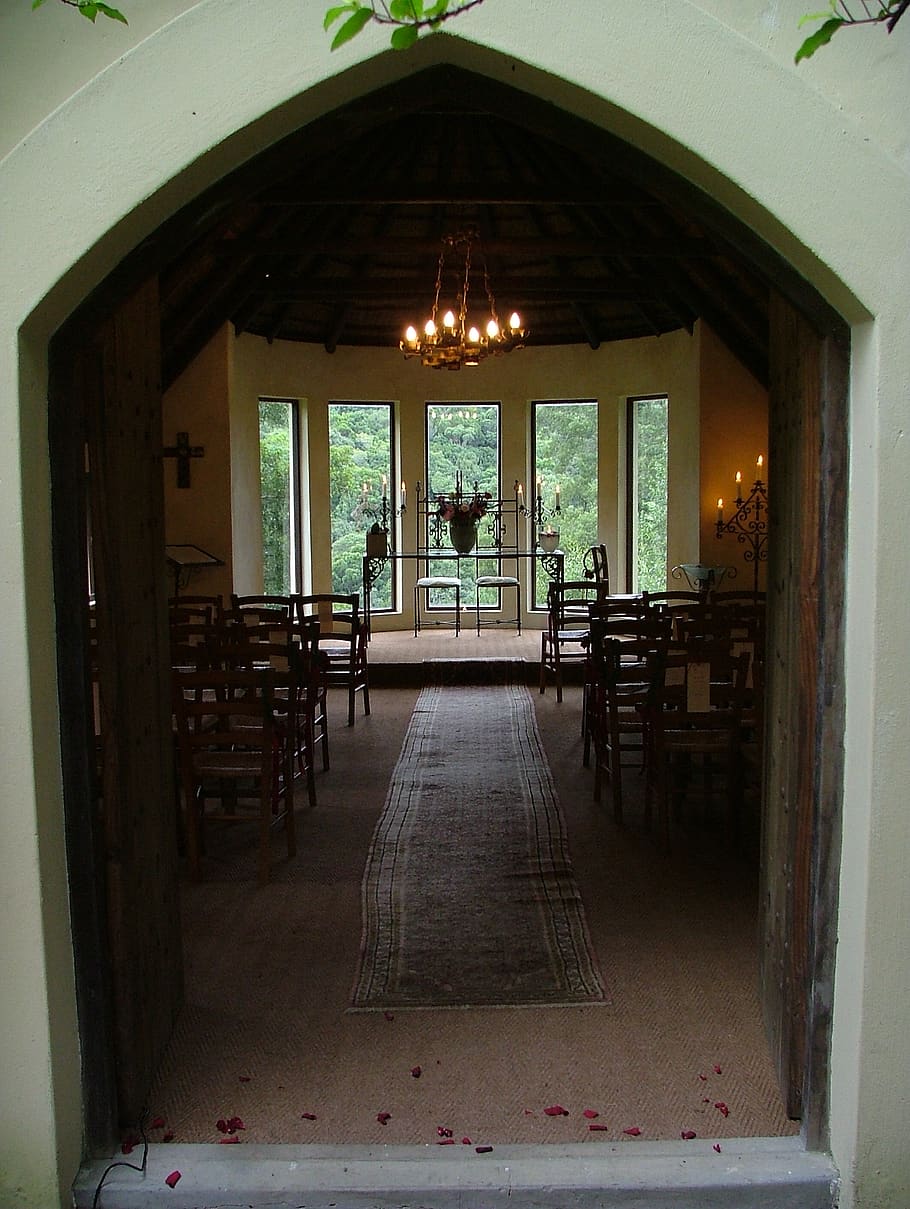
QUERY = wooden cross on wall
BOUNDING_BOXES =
[163,431,205,488]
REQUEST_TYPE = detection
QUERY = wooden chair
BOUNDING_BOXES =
[296,593,370,726]
[646,644,751,850]
[585,543,610,588]
[540,579,607,702]
[172,667,297,884]
[586,634,668,823]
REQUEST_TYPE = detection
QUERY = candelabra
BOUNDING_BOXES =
[358,477,407,558]
[531,477,561,551]
[715,460,768,595]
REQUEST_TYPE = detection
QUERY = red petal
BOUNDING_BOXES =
[713,1064,723,1074]
[239,1075,251,1083]
[163,1131,175,1142]
[384,1011,395,1022]
[411,1066,422,1078]
[523,1109,535,1116]
[219,1135,240,1145]
[216,1119,228,1134]
[544,1105,569,1117]
[150,1116,166,1130]
[301,1113,317,1121]
[164,1170,181,1188]
[622,1127,642,1136]
[588,1124,609,1132]
[228,1116,245,1132]
[437,1138,456,1145]
[583,1109,599,1119]
[377,1111,391,1125]
[475,1145,494,1153]
[681,1130,697,1140]
[714,1102,730,1118]
[713,1143,723,1153]
[698,1073,708,1082]
[461,1137,472,1145]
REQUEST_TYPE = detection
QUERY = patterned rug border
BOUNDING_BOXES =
[349,680,607,1012]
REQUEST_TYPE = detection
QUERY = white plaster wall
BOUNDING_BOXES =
[0,3,908,1207]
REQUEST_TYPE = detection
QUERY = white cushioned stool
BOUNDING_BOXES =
[475,574,521,635]
[414,575,462,636]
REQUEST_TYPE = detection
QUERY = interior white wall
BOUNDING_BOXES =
[0,3,908,1207]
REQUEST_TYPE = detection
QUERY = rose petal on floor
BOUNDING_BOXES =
[301,1113,317,1121]
[150,1116,166,1130]
[411,1065,421,1078]
[588,1124,609,1132]
[622,1127,642,1137]
[163,1131,175,1142]
[714,1143,723,1153]
[713,1064,723,1074]
[219,1135,240,1144]
[714,1101,730,1117]
[544,1105,569,1116]
[475,1145,494,1153]
[681,1130,697,1140]
[377,1111,391,1125]
[583,1109,599,1119]
[164,1170,181,1189]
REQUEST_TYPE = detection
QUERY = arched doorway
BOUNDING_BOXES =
[49,61,848,1171]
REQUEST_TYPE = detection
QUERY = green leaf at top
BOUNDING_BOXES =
[390,0,421,19]
[324,4,356,32]
[797,7,838,29]
[32,0,49,11]
[794,15,844,62]
[391,23,420,49]
[78,3,99,21]
[330,5,372,50]
[424,0,451,17]
[95,2,128,22]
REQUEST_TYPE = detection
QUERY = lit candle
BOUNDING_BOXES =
[735,470,743,499]
[361,481,367,500]
[381,473,387,497]
[400,480,406,508]
[555,483,561,509]
[517,482,523,500]
[717,497,724,524]
[757,454,764,474]
[536,476,542,501]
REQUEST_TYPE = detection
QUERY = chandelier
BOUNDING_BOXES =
[400,228,527,370]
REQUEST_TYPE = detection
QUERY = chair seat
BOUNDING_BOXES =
[416,575,462,588]
[476,574,520,587]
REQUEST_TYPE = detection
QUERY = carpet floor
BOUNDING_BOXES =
[146,673,798,1149]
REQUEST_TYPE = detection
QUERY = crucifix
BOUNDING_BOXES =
[163,431,205,488]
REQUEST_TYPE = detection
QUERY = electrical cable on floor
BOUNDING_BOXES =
[90,1106,149,1208]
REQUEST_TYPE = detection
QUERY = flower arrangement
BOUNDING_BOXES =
[435,489,491,525]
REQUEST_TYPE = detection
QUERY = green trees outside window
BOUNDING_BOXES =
[533,400,599,604]
[259,398,299,595]
[329,402,394,608]
[425,402,499,607]
[627,395,669,593]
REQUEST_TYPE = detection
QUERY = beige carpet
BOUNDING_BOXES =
[145,673,798,1149]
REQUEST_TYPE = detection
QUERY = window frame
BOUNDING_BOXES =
[624,393,669,593]
[328,400,397,613]
[258,396,302,596]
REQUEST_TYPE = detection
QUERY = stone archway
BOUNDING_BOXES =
[7,7,889,1199]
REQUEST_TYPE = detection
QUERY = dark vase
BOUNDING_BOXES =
[449,520,478,554]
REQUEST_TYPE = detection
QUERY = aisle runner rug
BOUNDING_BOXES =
[350,681,606,1009]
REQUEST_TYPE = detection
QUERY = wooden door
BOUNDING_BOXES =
[50,278,183,1132]
[760,293,847,1139]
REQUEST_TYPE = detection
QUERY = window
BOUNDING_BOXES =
[532,399,598,605]
[424,402,500,608]
[258,398,301,595]
[328,402,395,610]
[626,395,668,593]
